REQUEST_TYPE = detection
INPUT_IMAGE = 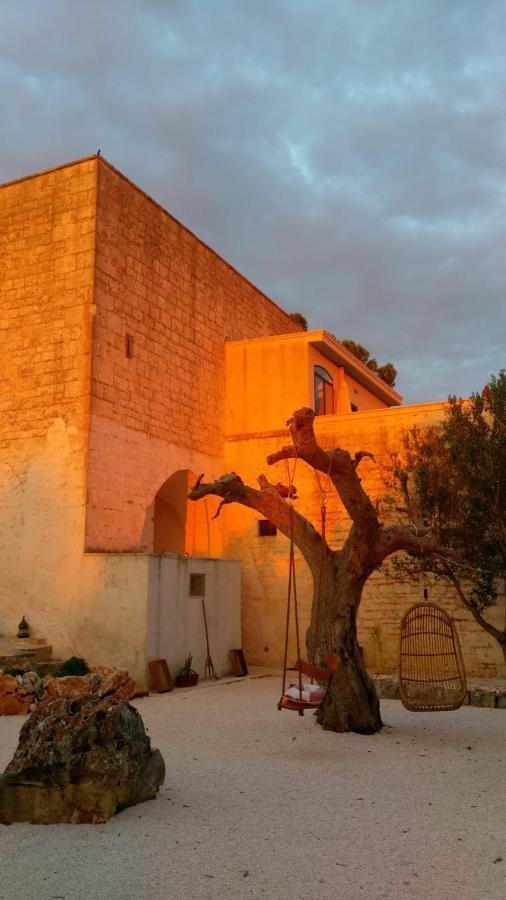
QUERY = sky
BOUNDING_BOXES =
[1,0,505,403]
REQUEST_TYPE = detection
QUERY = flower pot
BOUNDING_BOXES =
[175,673,199,688]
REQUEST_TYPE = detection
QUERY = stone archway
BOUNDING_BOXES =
[152,470,212,556]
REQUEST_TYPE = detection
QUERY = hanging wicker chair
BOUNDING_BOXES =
[399,600,467,712]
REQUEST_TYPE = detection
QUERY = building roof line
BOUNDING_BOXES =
[94,156,301,328]
[0,153,302,333]
[226,329,403,405]
[0,153,100,189]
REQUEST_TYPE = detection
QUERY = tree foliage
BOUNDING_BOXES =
[340,338,397,387]
[289,312,308,330]
[390,371,506,660]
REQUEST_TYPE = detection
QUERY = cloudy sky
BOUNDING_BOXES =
[1,0,505,403]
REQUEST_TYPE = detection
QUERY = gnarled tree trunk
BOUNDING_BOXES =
[189,407,458,736]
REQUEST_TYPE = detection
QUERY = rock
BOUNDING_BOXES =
[91,666,136,700]
[0,696,165,824]
[0,674,31,716]
[470,690,496,708]
[0,664,137,716]
[43,674,93,703]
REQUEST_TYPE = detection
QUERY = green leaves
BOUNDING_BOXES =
[392,370,506,617]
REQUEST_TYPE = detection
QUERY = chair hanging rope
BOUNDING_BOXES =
[399,591,467,712]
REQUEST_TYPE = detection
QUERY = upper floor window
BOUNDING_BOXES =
[314,366,334,416]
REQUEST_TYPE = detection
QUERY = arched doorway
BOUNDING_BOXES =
[152,470,212,556]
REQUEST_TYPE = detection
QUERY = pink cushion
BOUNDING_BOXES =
[284,682,326,705]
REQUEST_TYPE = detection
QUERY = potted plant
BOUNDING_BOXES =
[175,653,199,688]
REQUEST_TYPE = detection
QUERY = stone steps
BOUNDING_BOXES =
[0,638,62,674]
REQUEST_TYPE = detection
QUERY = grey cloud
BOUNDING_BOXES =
[1,0,505,403]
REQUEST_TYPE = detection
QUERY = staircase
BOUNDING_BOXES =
[0,637,62,674]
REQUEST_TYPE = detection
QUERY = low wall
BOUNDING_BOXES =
[147,555,241,681]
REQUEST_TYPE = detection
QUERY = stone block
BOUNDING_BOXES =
[470,690,496,708]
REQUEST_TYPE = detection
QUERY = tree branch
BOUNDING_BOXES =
[188,471,328,571]
[374,523,464,565]
[444,565,506,645]
[266,407,379,534]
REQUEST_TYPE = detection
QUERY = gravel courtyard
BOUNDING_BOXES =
[0,675,504,900]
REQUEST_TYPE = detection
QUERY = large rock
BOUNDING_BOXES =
[89,665,137,700]
[43,674,93,703]
[0,696,165,824]
[0,675,31,716]
[0,665,138,716]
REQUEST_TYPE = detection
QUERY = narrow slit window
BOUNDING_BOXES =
[125,333,134,358]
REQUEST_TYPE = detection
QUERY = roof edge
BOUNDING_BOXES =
[0,154,99,190]
[94,158,303,332]
[0,153,303,334]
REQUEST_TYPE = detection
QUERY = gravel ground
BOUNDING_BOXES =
[0,675,504,900]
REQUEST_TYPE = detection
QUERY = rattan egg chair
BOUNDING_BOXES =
[399,594,467,712]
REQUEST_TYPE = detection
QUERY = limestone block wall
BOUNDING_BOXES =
[223,403,506,677]
[86,158,301,551]
[0,159,96,651]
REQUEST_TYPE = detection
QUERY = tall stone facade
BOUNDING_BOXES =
[0,155,300,682]
[1,155,503,683]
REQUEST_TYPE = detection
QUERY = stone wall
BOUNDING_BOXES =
[0,158,96,647]
[86,158,301,551]
[223,403,506,677]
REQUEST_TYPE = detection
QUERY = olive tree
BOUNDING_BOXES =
[389,371,506,665]
[189,407,459,734]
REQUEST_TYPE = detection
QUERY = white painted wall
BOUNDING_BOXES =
[147,555,241,681]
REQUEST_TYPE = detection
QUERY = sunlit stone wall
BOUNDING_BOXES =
[0,159,96,654]
[223,403,506,678]
[86,158,301,551]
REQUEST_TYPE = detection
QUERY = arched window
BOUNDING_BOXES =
[314,366,334,416]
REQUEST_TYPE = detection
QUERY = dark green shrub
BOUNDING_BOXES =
[54,656,90,678]
[5,667,25,677]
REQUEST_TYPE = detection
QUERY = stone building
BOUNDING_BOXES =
[1,155,504,685]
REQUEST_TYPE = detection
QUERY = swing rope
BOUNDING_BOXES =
[312,467,336,667]
[278,456,338,714]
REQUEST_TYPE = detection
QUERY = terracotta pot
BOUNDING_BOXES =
[175,673,199,688]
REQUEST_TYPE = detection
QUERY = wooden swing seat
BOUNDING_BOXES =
[278,656,340,715]
[278,682,326,715]
[278,696,314,715]
[399,601,467,712]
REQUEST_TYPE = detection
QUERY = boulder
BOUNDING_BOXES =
[43,674,93,703]
[0,664,137,715]
[0,675,31,716]
[0,696,165,824]
[90,666,136,700]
